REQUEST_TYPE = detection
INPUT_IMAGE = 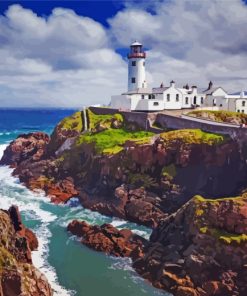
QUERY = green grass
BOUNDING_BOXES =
[188,110,247,124]
[194,194,244,203]
[87,109,123,131]
[199,226,247,245]
[162,164,177,178]
[76,128,154,154]
[160,129,226,145]
[59,111,83,132]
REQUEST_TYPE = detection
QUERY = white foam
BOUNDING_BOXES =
[0,144,8,158]
[0,144,74,296]
[111,218,127,227]
[32,224,75,296]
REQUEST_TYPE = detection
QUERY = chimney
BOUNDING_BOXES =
[170,80,175,87]
[207,81,213,90]
[160,82,164,88]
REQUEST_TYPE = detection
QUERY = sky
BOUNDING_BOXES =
[0,0,247,108]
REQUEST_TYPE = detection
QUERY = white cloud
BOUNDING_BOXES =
[0,5,126,108]
[109,0,247,92]
[1,1,247,108]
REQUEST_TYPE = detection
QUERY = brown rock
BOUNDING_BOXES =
[67,220,147,259]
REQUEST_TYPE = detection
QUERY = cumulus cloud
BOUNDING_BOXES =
[109,0,247,91]
[1,1,247,108]
[0,5,126,108]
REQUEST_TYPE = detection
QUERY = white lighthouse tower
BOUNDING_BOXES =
[128,41,146,91]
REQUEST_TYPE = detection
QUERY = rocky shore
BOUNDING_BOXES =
[2,108,247,295]
[0,205,52,295]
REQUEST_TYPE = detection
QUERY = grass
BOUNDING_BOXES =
[194,194,245,203]
[0,246,16,273]
[160,129,226,145]
[87,109,123,131]
[59,111,83,132]
[188,110,247,124]
[76,128,154,154]
[128,173,158,188]
[162,164,177,178]
[199,226,247,245]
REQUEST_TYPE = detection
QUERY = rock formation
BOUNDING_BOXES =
[67,220,147,259]
[0,205,52,296]
[133,195,247,296]
[2,108,247,295]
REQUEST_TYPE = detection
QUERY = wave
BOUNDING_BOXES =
[0,144,75,296]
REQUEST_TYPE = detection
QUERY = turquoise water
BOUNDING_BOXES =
[0,110,169,296]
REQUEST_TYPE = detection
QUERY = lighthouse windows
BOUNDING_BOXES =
[132,61,136,66]
[131,77,136,83]
[176,94,179,102]
[167,94,170,102]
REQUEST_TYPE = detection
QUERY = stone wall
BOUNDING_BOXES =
[89,107,247,137]
[89,106,149,130]
[155,113,246,136]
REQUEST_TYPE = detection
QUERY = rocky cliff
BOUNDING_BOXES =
[0,205,52,296]
[133,194,247,296]
[2,108,247,295]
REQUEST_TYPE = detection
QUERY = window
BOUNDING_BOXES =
[148,94,152,100]
[220,104,223,107]
[193,96,197,105]
[242,110,245,113]
[185,97,189,104]
[237,110,240,113]
[167,94,170,102]
[132,61,136,66]
[213,99,216,106]
[142,95,145,100]
[153,102,159,106]
[152,94,155,99]
[201,97,204,104]
[176,94,179,102]
[131,77,135,83]
[143,62,145,67]
[242,101,246,107]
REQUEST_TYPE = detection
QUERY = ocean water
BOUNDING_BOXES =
[0,109,169,296]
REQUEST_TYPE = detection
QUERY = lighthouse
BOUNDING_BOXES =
[127,41,146,91]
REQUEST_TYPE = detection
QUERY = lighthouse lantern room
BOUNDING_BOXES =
[127,41,146,91]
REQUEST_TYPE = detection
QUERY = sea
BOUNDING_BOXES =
[0,109,169,296]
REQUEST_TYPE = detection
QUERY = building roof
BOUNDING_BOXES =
[131,41,142,46]
[230,91,247,96]
[152,87,169,94]
[203,86,227,95]
[123,88,153,95]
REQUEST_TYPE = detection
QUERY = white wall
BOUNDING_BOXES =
[163,86,183,109]
[111,95,131,111]
[128,58,146,91]
[212,88,228,97]
[235,99,247,114]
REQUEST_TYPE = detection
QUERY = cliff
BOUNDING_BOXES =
[1,108,247,295]
[0,205,52,296]
[133,194,247,296]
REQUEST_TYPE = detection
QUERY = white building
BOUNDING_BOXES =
[111,42,247,113]
[227,91,247,114]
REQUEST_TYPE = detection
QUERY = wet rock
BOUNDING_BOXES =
[67,220,147,259]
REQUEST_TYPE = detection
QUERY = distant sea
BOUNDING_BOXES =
[0,109,169,296]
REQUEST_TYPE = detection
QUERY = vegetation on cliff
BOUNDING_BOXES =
[76,128,154,154]
[59,111,83,132]
[194,195,247,245]
[0,206,52,295]
[160,129,226,145]
[188,110,247,125]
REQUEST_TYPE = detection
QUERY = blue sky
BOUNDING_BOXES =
[0,0,247,108]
